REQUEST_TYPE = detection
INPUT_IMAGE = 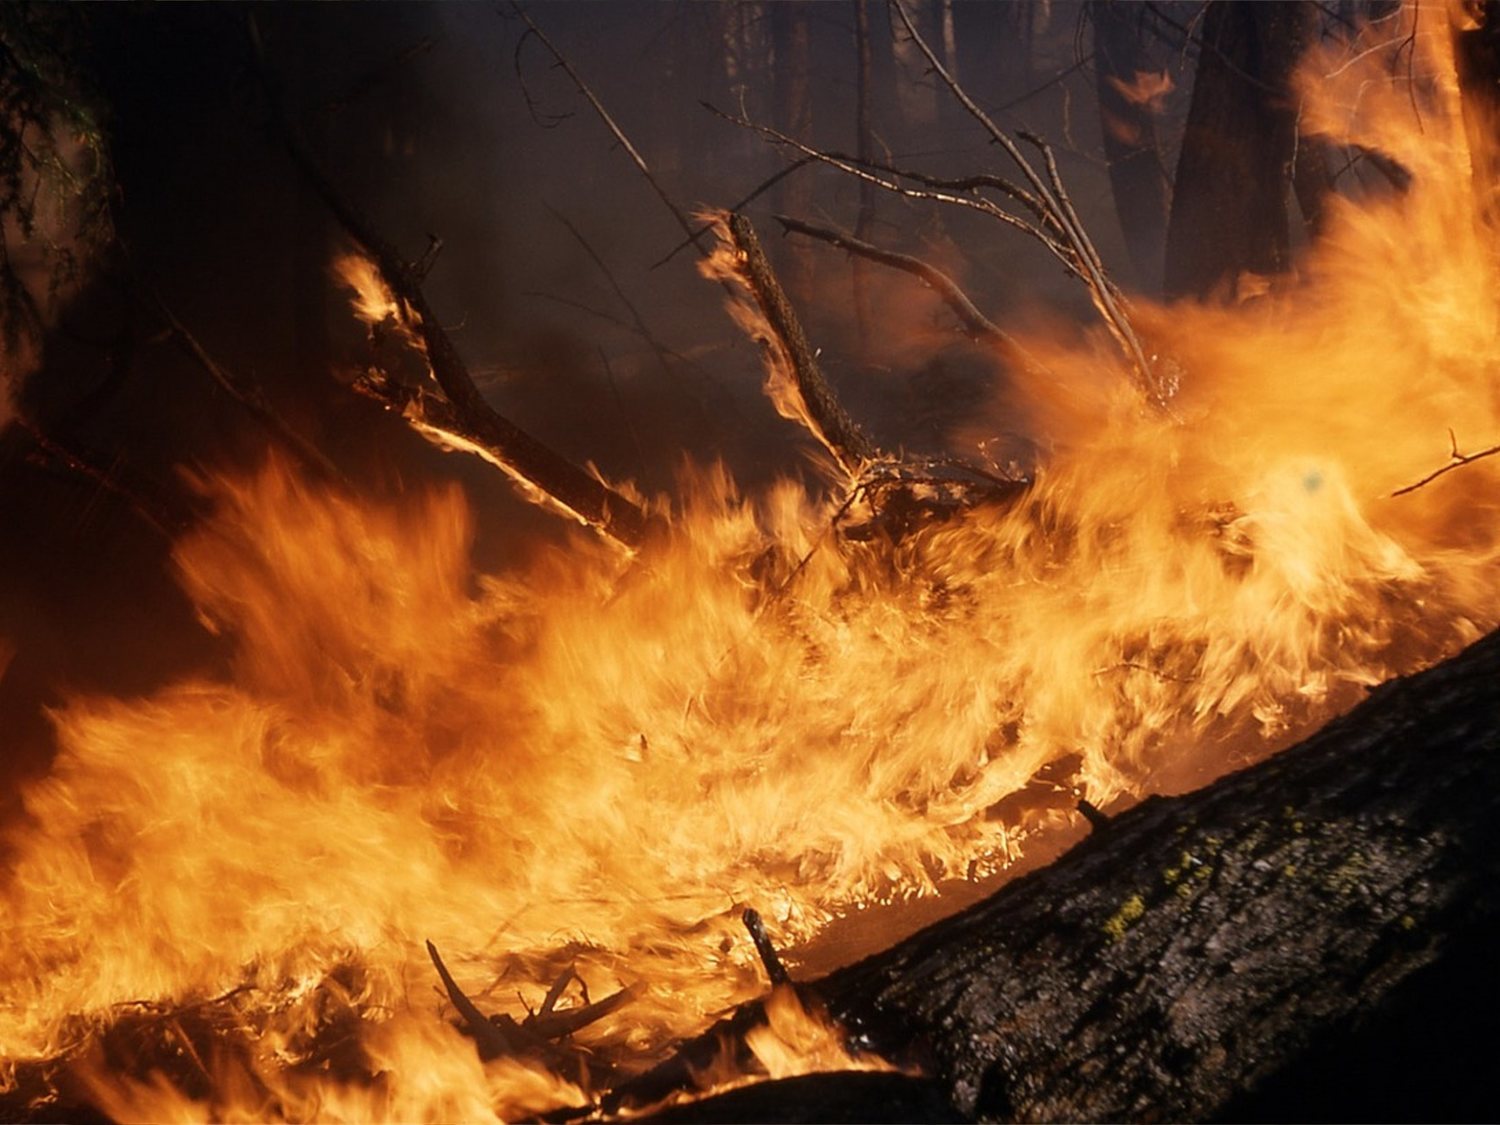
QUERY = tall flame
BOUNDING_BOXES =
[4,10,1500,1121]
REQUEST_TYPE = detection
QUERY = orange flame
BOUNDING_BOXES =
[3,9,1500,1121]
[1107,69,1174,112]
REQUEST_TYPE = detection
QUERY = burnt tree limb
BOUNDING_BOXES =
[721,213,880,475]
[627,627,1500,1120]
[247,16,652,549]
[816,626,1500,1120]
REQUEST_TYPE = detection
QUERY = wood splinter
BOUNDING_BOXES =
[742,907,791,987]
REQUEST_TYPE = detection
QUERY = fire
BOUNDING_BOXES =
[3,10,1499,1122]
[1107,69,1174,112]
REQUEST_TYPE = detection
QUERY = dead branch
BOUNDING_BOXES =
[703,103,1079,275]
[523,982,636,1042]
[426,940,635,1059]
[16,416,193,539]
[717,212,880,477]
[247,15,652,549]
[1390,430,1500,497]
[512,4,704,254]
[742,907,791,987]
[143,284,350,487]
[886,0,1165,409]
[426,940,521,1058]
[772,214,1017,351]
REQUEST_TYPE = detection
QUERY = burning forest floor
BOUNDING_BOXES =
[3,4,1500,1122]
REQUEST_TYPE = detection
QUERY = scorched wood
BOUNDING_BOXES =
[625,627,1500,1121]
[817,626,1500,1121]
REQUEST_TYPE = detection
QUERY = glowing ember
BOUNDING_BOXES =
[3,10,1499,1122]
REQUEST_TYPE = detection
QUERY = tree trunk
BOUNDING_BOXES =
[1090,0,1172,295]
[1455,0,1500,226]
[852,0,877,355]
[626,625,1500,1121]
[1163,1,1317,301]
[772,4,815,306]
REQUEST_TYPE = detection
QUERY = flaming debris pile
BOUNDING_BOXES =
[3,6,1500,1122]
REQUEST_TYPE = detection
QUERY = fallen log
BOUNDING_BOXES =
[624,625,1500,1121]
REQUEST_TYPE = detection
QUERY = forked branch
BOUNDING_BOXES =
[885,0,1165,409]
[1390,429,1500,496]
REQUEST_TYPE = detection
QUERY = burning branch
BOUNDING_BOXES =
[426,940,636,1063]
[703,211,1028,540]
[1390,428,1500,496]
[709,212,880,477]
[742,907,791,988]
[247,16,653,549]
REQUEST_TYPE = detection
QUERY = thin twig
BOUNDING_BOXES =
[652,155,817,270]
[1390,431,1500,497]
[889,0,1166,409]
[773,213,1017,350]
[512,4,705,252]
[888,0,1064,224]
[545,203,713,407]
[143,283,350,487]
[702,103,1081,280]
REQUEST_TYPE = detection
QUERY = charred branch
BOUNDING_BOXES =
[426,940,635,1064]
[1076,797,1111,833]
[742,907,791,988]
[248,16,652,549]
[426,939,522,1059]
[718,212,880,476]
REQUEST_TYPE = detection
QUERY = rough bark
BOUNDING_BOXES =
[624,625,1500,1121]
[722,212,879,474]
[819,626,1500,1120]
[1164,1,1317,301]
